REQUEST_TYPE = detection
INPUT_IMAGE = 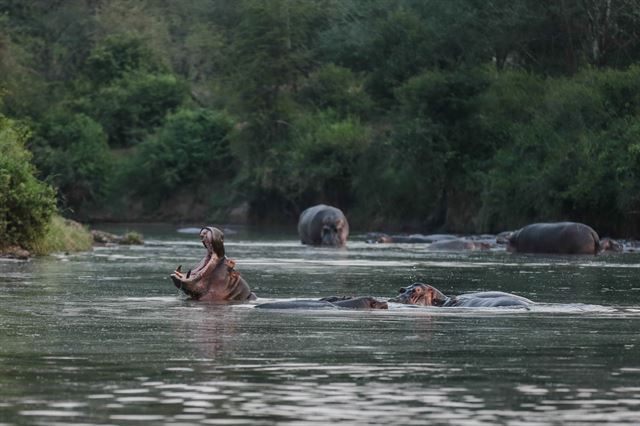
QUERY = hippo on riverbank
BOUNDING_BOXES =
[255,296,388,310]
[506,222,601,255]
[389,283,533,308]
[298,204,349,247]
[170,227,256,301]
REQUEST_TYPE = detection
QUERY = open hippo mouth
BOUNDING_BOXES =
[171,227,225,287]
[388,283,448,306]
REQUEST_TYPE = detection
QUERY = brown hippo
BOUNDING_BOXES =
[255,296,388,310]
[298,204,349,247]
[389,283,533,308]
[507,222,601,255]
[170,227,256,301]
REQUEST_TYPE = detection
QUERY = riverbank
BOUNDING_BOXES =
[0,215,93,259]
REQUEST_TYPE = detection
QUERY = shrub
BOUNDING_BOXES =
[267,110,370,207]
[31,112,112,211]
[125,108,235,205]
[30,215,93,255]
[297,64,373,117]
[83,72,188,146]
[0,115,57,249]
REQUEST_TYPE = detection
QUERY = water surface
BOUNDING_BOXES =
[1,225,640,425]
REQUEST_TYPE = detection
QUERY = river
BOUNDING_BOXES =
[1,225,639,425]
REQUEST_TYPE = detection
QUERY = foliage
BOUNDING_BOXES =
[267,110,370,209]
[31,112,112,211]
[30,215,93,255]
[3,1,640,233]
[125,108,235,206]
[0,115,57,249]
[119,231,143,245]
[78,71,187,147]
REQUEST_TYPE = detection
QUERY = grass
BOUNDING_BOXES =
[30,215,94,255]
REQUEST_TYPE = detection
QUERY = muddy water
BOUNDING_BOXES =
[1,225,639,425]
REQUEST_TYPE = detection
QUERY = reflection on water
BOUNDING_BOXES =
[1,226,640,425]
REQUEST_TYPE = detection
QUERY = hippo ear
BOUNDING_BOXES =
[398,287,406,293]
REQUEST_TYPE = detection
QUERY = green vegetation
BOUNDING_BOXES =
[0,113,93,255]
[30,215,93,255]
[119,231,144,245]
[0,114,56,249]
[2,0,640,235]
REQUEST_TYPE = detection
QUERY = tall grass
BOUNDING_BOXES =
[30,215,93,255]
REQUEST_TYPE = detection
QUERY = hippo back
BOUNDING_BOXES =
[451,291,533,307]
[508,222,600,255]
[298,204,349,246]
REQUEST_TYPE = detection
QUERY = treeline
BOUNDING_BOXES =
[2,0,640,236]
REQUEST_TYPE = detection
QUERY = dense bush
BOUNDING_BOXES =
[126,108,235,205]
[478,67,640,234]
[0,115,57,248]
[31,113,112,211]
[79,72,187,146]
[267,111,370,209]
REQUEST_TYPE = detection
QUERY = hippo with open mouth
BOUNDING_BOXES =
[170,227,256,301]
[389,283,533,308]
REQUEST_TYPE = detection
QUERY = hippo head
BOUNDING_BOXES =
[389,283,448,306]
[200,226,225,259]
[600,237,623,253]
[361,297,389,309]
[321,217,346,246]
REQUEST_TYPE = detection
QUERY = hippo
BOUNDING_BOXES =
[170,227,256,301]
[600,237,623,253]
[364,233,457,244]
[255,296,388,310]
[427,239,490,251]
[298,204,349,247]
[507,222,601,255]
[389,283,533,308]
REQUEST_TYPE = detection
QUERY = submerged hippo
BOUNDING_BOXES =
[506,222,601,255]
[364,233,457,244]
[389,283,533,308]
[255,296,388,310]
[298,204,349,247]
[427,239,491,251]
[170,227,256,301]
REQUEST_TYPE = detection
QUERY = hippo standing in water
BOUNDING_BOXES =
[506,222,601,255]
[170,227,256,301]
[298,204,349,247]
[390,283,533,308]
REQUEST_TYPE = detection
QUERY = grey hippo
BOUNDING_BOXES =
[255,296,388,310]
[298,204,349,247]
[364,233,457,244]
[389,283,533,308]
[170,227,256,301]
[507,222,601,255]
[427,238,491,251]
